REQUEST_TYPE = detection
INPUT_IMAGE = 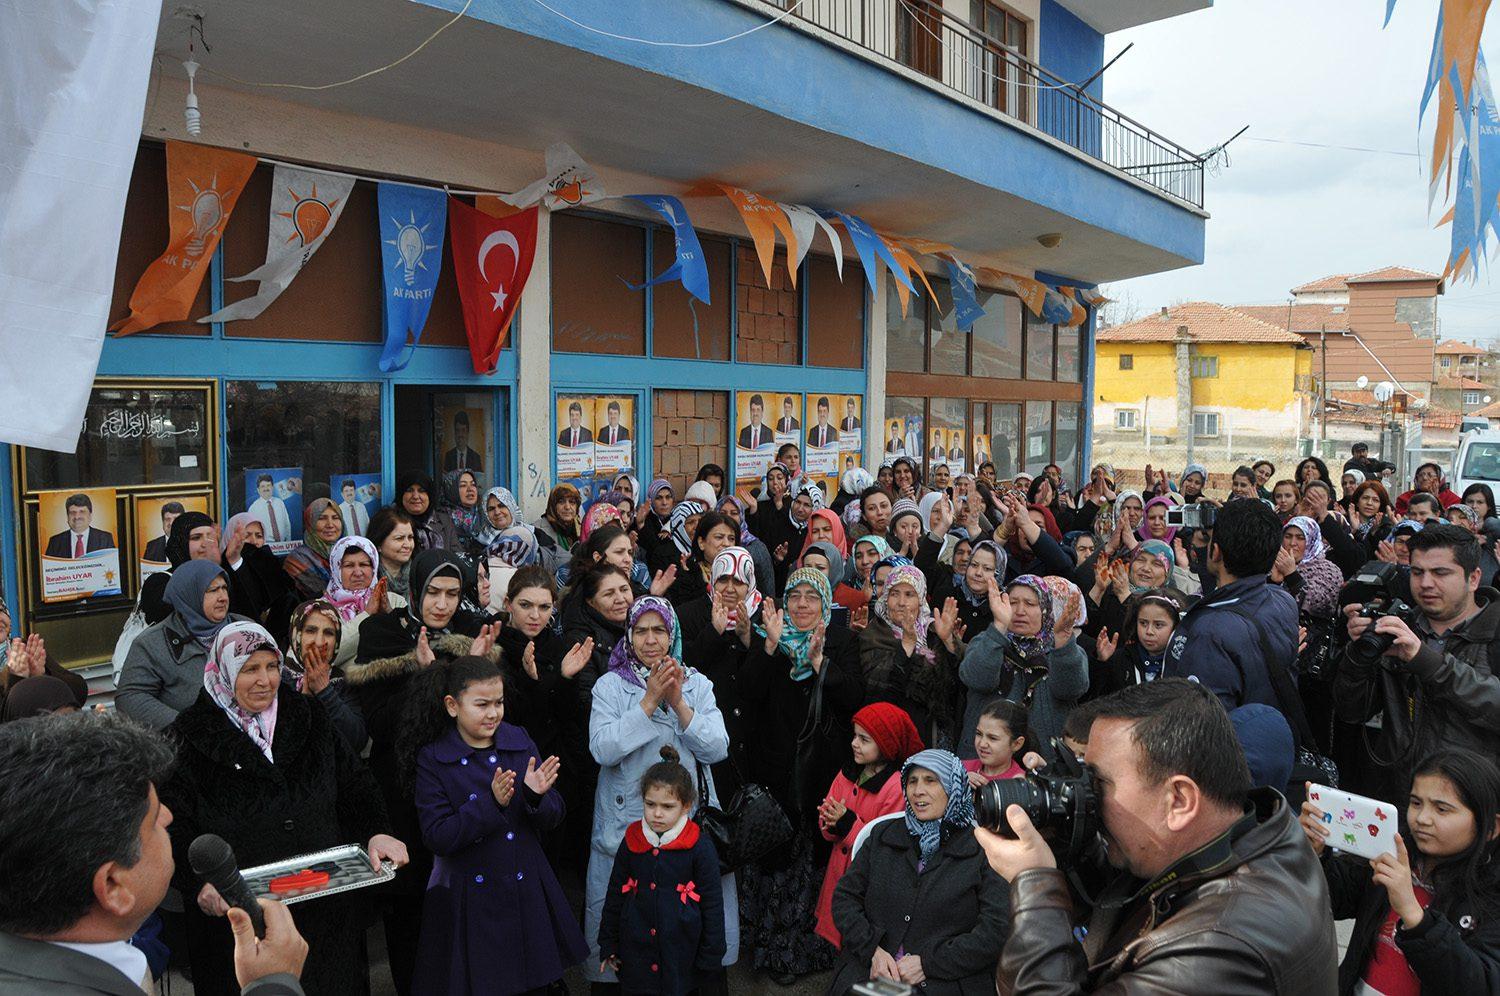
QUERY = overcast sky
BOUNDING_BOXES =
[1103,0,1500,341]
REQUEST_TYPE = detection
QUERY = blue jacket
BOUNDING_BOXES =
[1164,574,1297,711]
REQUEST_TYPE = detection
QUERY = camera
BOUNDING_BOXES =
[974,738,1100,860]
[1343,560,1422,667]
[1164,504,1216,529]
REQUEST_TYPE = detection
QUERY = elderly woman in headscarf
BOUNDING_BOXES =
[162,620,406,996]
[1338,468,1366,515]
[1271,515,1347,752]
[715,492,775,598]
[280,599,367,750]
[1394,461,1462,515]
[396,470,445,552]
[859,565,962,749]
[472,485,522,551]
[737,568,862,983]
[118,561,249,730]
[284,496,345,601]
[828,748,1008,996]
[316,535,400,671]
[139,510,286,626]
[584,596,737,988]
[956,574,1088,758]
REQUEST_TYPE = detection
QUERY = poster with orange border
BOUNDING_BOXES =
[137,495,210,579]
[38,488,122,602]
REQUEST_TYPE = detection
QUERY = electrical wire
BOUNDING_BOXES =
[527,0,807,46]
[1245,136,1420,158]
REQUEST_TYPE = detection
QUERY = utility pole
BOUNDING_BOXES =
[1318,324,1328,452]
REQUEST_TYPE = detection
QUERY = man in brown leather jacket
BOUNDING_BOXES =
[978,679,1338,994]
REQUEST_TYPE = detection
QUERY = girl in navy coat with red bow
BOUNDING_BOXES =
[599,745,727,995]
[402,655,588,995]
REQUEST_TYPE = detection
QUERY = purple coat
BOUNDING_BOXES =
[412,724,588,995]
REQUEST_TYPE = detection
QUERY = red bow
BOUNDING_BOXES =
[677,881,700,905]
[621,878,637,895]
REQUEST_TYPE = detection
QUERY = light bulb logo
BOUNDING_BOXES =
[277,180,340,247]
[178,174,226,258]
[385,209,434,287]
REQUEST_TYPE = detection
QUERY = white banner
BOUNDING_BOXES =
[0,0,159,451]
[502,142,607,211]
[203,165,354,323]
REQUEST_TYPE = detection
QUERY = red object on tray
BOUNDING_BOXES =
[268,869,331,894]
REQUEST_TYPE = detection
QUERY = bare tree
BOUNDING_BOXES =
[1097,283,1145,328]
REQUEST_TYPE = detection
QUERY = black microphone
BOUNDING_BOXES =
[189,833,265,938]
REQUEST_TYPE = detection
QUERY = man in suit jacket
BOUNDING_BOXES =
[776,396,801,434]
[336,481,369,536]
[247,475,293,545]
[441,410,484,473]
[0,713,309,995]
[558,401,593,448]
[598,401,631,446]
[840,398,861,432]
[807,397,840,450]
[738,394,770,450]
[44,495,115,559]
[886,423,904,454]
[140,502,184,564]
[929,431,946,463]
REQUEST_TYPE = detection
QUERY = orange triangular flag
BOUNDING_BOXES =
[700,183,798,286]
[111,142,258,335]
[881,237,939,318]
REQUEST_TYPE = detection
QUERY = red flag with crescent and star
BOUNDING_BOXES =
[447,197,538,374]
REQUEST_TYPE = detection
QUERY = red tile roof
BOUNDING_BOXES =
[1473,400,1500,418]
[1329,390,1376,405]
[1345,265,1443,284]
[1235,302,1350,333]
[1422,406,1463,430]
[1291,274,1350,293]
[1097,302,1307,345]
[1436,338,1485,355]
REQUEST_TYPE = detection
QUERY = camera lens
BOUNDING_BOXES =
[1348,616,1395,666]
[974,777,1048,838]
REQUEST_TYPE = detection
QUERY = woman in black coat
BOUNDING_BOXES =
[160,621,405,996]
[858,564,963,751]
[830,749,1009,995]
[139,511,289,629]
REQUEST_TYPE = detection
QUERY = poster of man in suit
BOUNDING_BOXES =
[39,488,121,602]
[138,495,210,579]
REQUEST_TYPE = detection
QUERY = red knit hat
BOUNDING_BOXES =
[852,702,924,764]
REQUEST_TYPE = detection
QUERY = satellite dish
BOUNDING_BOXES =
[1356,375,1369,389]
[1486,396,1494,405]
[1411,397,1429,411]
[1373,381,1395,403]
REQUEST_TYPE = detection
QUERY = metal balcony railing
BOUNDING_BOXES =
[764,0,1205,208]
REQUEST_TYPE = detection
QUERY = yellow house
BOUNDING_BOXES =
[1094,302,1315,482]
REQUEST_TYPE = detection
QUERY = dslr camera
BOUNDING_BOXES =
[1343,560,1422,667]
[1164,504,1216,530]
[974,738,1100,860]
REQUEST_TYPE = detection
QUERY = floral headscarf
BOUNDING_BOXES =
[1283,515,1328,563]
[1036,575,1085,641]
[204,621,283,762]
[716,494,758,545]
[605,596,685,689]
[486,524,540,568]
[757,567,832,681]
[1131,540,1175,593]
[667,500,708,557]
[1282,516,1344,618]
[710,547,762,617]
[876,564,935,662]
[1005,574,1055,663]
[285,599,341,691]
[902,749,975,864]
[840,467,874,497]
[325,536,380,622]
[581,500,626,542]
[851,535,892,589]
[474,487,521,548]
[1136,495,1178,544]
[440,469,483,543]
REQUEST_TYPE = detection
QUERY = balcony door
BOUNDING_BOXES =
[897,0,944,80]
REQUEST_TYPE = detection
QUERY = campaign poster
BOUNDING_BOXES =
[137,495,210,579]
[244,467,303,555]
[555,396,596,481]
[592,396,636,479]
[948,429,967,476]
[734,391,777,484]
[902,415,923,461]
[38,488,122,602]
[804,393,841,479]
[434,398,490,479]
[329,473,381,538]
[972,432,992,471]
[926,427,948,470]
[837,395,863,456]
[883,417,907,460]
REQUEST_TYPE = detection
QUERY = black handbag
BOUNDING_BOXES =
[694,760,793,875]
[1252,620,1340,790]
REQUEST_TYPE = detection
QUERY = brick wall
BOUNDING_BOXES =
[735,245,799,364]
[653,390,729,494]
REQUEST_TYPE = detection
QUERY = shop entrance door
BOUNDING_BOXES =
[393,386,510,491]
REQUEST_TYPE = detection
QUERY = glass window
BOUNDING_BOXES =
[1026,324,1055,380]
[1024,400,1052,474]
[807,255,865,368]
[928,397,968,478]
[1056,326,1081,382]
[1119,353,1133,370]
[1192,411,1221,437]
[25,384,213,491]
[1055,402,1080,486]
[971,291,1022,379]
[552,214,645,355]
[929,278,967,376]
[886,279,926,372]
[988,403,1021,478]
[1190,355,1219,379]
[652,233,730,360]
[884,395,925,465]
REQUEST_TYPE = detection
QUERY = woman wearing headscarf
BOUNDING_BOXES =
[283,496,345,601]
[859,565,963,749]
[534,482,582,560]
[430,468,483,556]
[1338,468,1366,515]
[118,561,248,730]
[162,621,405,996]
[799,541,847,594]
[1272,515,1350,753]
[138,511,286,627]
[737,568,862,984]
[833,467,874,518]
[396,470,445,552]
[747,462,794,540]
[716,493,776,598]
[650,498,707,578]
[584,596,737,988]
[764,480,823,591]
[472,485,522,551]
[635,478,675,564]
[318,535,400,672]
[345,549,499,995]
[664,510,741,610]
[828,748,1008,995]
[282,599,367,751]
[956,574,1089,758]
[997,495,1074,582]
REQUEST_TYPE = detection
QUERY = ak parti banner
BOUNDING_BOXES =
[447,197,538,375]
[111,141,257,335]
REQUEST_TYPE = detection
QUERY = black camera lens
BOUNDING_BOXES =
[974,777,1049,838]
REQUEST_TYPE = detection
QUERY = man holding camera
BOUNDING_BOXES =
[977,679,1336,994]
[1337,523,1500,795]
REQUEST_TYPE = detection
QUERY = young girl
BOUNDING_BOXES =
[812,702,924,948]
[406,656,588,995]
[965,699,1032,786]
[1302,749,1500,994]
[598,745,727,996]
[1093,588,1184,697]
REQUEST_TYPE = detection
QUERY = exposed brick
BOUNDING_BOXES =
[660,393,677,417]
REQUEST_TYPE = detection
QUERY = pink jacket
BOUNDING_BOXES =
[813,763,905,947]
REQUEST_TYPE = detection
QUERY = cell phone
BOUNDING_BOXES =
[1307,784,1399,860]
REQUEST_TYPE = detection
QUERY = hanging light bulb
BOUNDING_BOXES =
[183,59,202,136]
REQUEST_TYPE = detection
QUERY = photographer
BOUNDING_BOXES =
[1336,523,1500,796]
[977,679,1337,993]
[1163,498,1297,711]
[0,712,308,995]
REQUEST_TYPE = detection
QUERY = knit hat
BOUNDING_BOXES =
[852,702,924,764]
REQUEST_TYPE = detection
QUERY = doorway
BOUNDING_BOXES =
[393,385,510,490]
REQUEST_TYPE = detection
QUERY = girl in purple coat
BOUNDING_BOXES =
[404,655,588,995]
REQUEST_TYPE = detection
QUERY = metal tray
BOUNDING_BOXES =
[241,844,396,905]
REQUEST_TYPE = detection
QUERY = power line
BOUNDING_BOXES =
[1245,136,1419,158]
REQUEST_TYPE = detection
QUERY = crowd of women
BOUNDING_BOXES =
[4,450,1499,995]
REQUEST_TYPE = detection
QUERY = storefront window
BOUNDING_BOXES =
[884,395,925,465]
[886,281,926,372]
[971,291,1023,380]
[927,397,967,478]
[1024,399,1052,474]
[1055,402,1080,486]
[988,402,1021,479]
[1026,324,1055,380]
[25,384,213,491]
[1056,325,1081,383]
[653,233,730,360]
[552,214,646,355]
[929,278,967,376]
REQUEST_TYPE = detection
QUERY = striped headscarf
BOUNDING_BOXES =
[902,749,974,864]
[667,500,708,556]
[1005,574,1055,663]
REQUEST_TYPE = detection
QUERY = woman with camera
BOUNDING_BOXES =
[828,748,1008,994]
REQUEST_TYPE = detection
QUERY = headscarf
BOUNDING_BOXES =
[474,487,521,548]
[667,500,707,556]
[875,564,935,662]
[757,567,832,681]
[1136,495,1177,544]
[1,675,83,722]
[758,461,791,501]
[580,500,625,542]
[961,539,1009,603]
[1282,516,1344,617]
[486,524,540,568]
[1131,540,1175,592]
[303,497,345,560]
[902,749,974,864]
[851,535,892,589]
[325,536,380,622]
[440,469,483,543]
[396,470,443,551]
[165,560,232,648]
[1004,574,1055,662]
[1179,462,1208,493]
[165,511,216,567]
[645,478,673,508]
[918,492,944,532]
[1342,468,1367,491]
[203,621,282,761]
[840,467,874,497]
[685,480,718,509]
[613,473,642,503]
[851,702,923,764]
[790,479,825,527]
[406,549,468,633]
[801,540,847,588]
[1113,489,1144,519]
[1028,504,1063,543]
[710,547,762,617]
[1449,502,1482,528]
[605,596,685,689]
[716,494,758,545]
[287,599,342,679]
[799,508,848,558]
[1037,575,1085,640]
[219,512,257,553]
[1283,515,1328,563]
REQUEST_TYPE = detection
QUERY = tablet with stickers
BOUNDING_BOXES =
[1307,784,1399,861]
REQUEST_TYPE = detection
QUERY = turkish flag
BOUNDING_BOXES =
[447,197,538,374]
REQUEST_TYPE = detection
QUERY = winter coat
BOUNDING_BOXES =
[682,603,766,801]
[412,725,587,995]
[115,611,252,729]
[858,615,958,751]
[160,685,389,996]
[583,668,738,983]
[1163,574,1298,713]
[598,821,727,996]
[829,818,1010,995]
[558,597,625,710]
[814,763,904,947]
[956,625,1088,759]
[916,535,993,635]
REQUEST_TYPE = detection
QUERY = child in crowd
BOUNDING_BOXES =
[406,656,587,995]
[599,745,727,996]
[965,699,1032,786]
[1092,588,1184,697]
[1060,701,1096,761]
[813,702,924,948]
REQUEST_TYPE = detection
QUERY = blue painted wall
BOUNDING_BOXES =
[1039,0,1105,100]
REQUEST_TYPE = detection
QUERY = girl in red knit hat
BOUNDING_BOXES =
[811,702,924,948]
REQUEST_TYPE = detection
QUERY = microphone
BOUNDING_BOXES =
[189,834,266,938]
